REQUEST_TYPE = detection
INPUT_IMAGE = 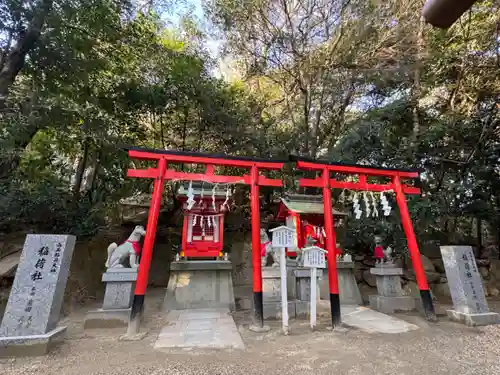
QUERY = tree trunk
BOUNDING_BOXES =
[302,88,310,156]
[72,138,89,200]
[82,153,98,193]
[476,218,482,249]
[87,150,101,204]
[309,88,325,159]
[483,220,499,260]
[409,16,425,154]
[0,0,53,108]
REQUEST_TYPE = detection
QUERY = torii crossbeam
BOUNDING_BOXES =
[291,156,437,325]
[125,146,285,334]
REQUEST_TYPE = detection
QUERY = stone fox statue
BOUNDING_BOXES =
[260,228,279,267]
[105,225,146,269]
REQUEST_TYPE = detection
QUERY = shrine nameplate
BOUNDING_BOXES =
[302,246,327,269]
[270,226,295,248]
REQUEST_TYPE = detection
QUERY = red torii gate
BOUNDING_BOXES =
[291,156,437,325]
[125,146,285,333]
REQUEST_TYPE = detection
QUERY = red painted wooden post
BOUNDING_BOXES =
[295,213,302,250]
[322,168,341,326]
[250,165,264,327]
[181,213,188,256]
[219,215,225,249]
[129,157,167,334]
[393,175,436,320]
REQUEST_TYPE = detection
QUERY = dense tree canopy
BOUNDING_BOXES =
[204,0,500,255]
[0,0,499,256]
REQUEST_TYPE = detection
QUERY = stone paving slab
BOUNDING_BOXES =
[154,308,245,350]
[341,305,419,334]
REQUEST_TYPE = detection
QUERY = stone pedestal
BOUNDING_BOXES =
[263,268,282,301]
[294,268,323,301]
[262,267,296,320]
[260,266,325,319]
[262,300,297,320]
[285,261,298,303]
[293,268,323,318]
[369,266,415,314]
[319,261,362,305]
[163,261,235,311]
[441,246,500,327]
[0,327,67,358]
[84,268,137,329]
[446,310,500,326]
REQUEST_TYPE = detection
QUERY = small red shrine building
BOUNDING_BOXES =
[176,182,232,259]
[276,194,347,256]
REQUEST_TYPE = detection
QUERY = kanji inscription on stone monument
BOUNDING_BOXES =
[440,245,499,326]
[441,245,487,314]
[0,235,76,338]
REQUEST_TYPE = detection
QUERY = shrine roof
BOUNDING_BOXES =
[280,194,347,216]
[176,182,228,198]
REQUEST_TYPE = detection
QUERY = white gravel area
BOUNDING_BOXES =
[1,292,500,375]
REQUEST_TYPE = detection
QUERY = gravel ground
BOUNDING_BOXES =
[1,290,500,375]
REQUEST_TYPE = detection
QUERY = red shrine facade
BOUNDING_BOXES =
[276,194,347,257]
[176,182,231,259]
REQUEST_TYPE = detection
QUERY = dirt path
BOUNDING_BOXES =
[1,290,500,375]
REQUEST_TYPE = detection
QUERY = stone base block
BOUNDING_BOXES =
[0,326,66,358]
[369,295,415,314]
[262,267,284,301]
[164,261,235,311]
[170,260,232,271]
[84,308,130,329]
[294,268,323,301]
[235,296,253,310]
[261,300,321,319]
[262,300,296,320]
[102,282,135,310]
[295,300,311,318]
[101,269,137,310]
[320,264,362,305]
[446,310,500,327]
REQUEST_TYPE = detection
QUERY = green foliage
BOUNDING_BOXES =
[205,0,500,253]
[0,1,280,237]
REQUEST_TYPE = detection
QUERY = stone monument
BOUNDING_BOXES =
[84,226,144,329]
[369,261,415,314]
[440,245,500,326]
[0,234,76,357]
